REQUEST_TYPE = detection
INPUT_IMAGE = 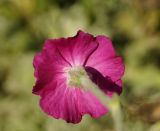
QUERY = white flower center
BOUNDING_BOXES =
[66,66,89,87]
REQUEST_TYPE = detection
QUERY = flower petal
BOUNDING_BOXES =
[77,89,108,118]
[85,66,122,95]
[40,84,82,123]
[32,40,71,95]
[39,82,108,123]
[47,30,98,66]
[86,35,125,82]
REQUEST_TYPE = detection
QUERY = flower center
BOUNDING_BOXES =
[66,66,88,87]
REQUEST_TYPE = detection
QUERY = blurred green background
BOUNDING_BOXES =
[0,0,160,131]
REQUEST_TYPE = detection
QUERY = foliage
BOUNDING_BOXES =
[0,0,160,131]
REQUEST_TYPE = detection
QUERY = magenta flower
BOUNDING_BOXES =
[32,30,125,123]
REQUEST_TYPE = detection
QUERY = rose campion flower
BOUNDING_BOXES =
[32,30,125,124]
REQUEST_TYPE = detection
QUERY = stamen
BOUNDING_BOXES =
[66,66,88,87]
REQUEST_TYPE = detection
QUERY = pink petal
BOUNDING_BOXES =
[86,35,125,82]
[77,89,108,118]
[32,40,71,95]
[40,82,108,123]
[85,66,122,95]
[40,83,81,123]
[47,30,98,66]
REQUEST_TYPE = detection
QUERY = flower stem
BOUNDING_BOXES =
[81,76,123,131]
